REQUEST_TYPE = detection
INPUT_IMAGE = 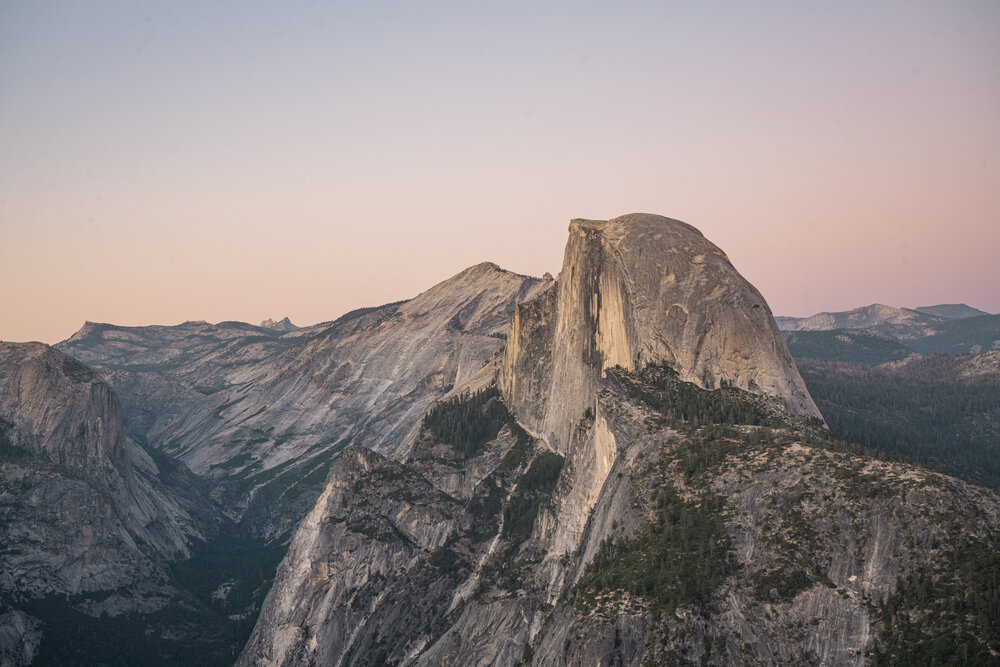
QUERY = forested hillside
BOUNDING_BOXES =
[797,355,1000,489]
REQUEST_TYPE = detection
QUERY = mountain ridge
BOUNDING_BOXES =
[12,214,998,665]
[56,263,553,542]
[235,215,1000,665]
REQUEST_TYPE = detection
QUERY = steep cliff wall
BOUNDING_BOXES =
[0,343,234,664]
[500,214,820,457]
[0,343,204,565]
[500,214,822,562]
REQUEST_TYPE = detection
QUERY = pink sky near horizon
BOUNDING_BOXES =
[2,1,998,344]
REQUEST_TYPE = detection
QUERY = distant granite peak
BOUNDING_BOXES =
[259,316,298,332]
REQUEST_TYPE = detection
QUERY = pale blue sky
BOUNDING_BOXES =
[2,1,998,342]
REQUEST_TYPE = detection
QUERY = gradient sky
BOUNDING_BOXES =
[2,1,998,343]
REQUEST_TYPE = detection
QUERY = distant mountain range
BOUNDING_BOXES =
[913,303,991,319]
[778,303,999,361]
[778,302,1000,491]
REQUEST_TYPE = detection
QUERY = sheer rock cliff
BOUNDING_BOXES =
[500,214,820,458]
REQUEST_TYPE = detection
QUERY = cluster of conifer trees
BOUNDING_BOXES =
[421,386,509,457]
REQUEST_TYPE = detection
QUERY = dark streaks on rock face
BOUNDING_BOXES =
[1,343,131,498]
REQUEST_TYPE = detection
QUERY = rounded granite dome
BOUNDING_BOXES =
[501,213,821,453]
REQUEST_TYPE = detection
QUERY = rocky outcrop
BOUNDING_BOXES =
[238,445,467,667]
[501,214,820,459]
[260,317,299,332]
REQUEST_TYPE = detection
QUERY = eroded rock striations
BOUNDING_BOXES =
[58,263,552,541]
[239,215,1000,666]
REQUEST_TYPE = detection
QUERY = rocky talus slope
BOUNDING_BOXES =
[239,214,999,665]
[0,343,230,665]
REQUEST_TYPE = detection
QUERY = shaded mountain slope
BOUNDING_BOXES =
[914,304,991,319]
[0,343,238,665]
[783,329,916,365]
[907,314,1000,355]
[797,352,1000,489]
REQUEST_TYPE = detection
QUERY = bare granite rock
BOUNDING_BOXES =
[238,214,1000,666]
[0,342,229,662]
[58,263,553,541]
[500,214,820,459]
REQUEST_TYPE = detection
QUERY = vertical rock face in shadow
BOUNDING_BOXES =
[0,343,131,499]
[500,213,821,456]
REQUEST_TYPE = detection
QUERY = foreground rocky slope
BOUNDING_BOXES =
[240,214,999,665]
[240,362,1000,666]
[0,343,232,665]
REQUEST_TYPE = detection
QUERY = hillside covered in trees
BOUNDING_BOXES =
[796,354,1000,489]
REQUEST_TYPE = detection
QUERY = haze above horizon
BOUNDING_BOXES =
[2,1,998,343]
